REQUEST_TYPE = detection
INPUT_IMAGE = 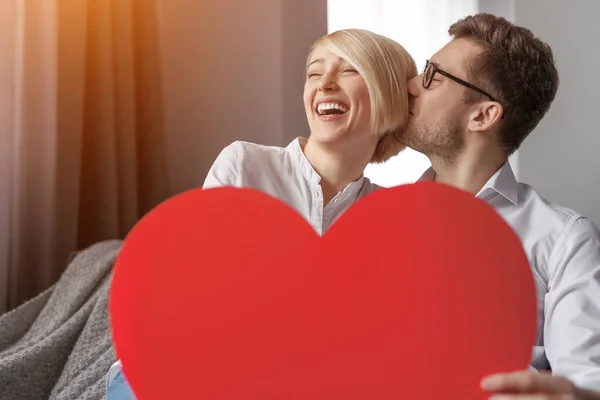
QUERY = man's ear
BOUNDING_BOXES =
[467,101,503,132]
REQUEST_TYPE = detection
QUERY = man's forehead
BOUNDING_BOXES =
[430,38,480,74]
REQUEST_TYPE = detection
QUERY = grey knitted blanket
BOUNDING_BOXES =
[0,240,123,400]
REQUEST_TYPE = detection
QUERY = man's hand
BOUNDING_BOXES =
[480,370,600,399]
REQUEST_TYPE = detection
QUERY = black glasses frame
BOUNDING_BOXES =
[422,60,503,118]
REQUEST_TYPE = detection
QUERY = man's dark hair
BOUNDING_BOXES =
[449,13,559,154]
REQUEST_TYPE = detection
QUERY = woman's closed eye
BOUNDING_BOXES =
[307,67,357,79]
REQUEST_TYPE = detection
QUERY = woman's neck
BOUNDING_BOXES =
[302,138,374,206]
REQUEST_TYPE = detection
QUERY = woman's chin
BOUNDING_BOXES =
[309,128,351,145]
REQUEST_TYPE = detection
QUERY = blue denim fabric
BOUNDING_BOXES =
[107,369,137,400]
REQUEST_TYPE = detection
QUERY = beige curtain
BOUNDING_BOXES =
[0,0,169,314]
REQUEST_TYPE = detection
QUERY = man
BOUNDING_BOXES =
[395,13,600,398]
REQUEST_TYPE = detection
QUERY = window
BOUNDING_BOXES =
[327,0,478,187]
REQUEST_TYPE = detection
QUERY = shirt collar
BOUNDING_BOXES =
[287,137,365,193]
[417,161,519,205]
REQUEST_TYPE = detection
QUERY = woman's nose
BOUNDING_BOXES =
[318,73,338,91]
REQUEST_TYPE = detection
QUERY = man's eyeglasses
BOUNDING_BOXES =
[422,60,503,118]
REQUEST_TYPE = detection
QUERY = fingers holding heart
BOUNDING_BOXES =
[481,370,579,399]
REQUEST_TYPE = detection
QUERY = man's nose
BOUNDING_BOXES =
[407,74,421,98]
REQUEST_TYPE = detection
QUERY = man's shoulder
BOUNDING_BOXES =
[515,182,600,250]
[517,182,588,224]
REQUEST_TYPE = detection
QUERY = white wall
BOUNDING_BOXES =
[479,0,600,226]
[156,0,327,196]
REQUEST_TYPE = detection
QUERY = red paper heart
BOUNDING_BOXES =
[109,182,537,400]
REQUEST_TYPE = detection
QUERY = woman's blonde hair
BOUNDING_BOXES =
[308,29,417,163]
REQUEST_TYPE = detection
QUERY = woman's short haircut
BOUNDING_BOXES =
[309,29,417,162]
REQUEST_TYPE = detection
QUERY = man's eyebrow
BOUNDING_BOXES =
[429,59,441,68]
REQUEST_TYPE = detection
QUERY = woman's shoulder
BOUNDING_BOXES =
[221,140,287,160]
[240,140,289,155]
[209,140,286,170]
[226,140,294,170]
[203,140,293,189]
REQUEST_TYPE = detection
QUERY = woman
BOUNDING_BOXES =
[106,28,417,399]
[202,28,417,235]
